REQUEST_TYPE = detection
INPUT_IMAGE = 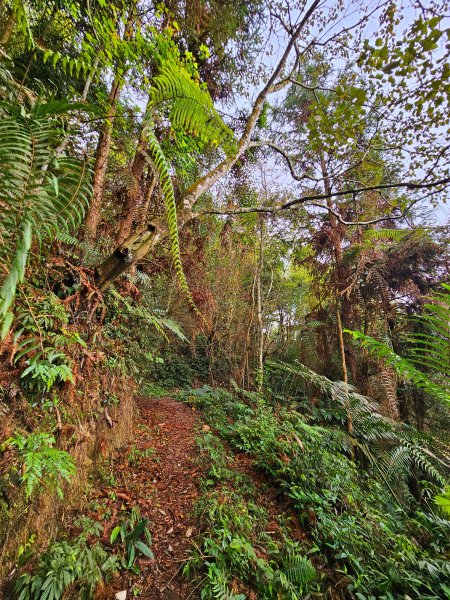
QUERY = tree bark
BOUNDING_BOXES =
[137,172,157,228]
[84,74,123,241]
[256,215,264,391]
[320,154,353,434]
[115,147,146,246]
[0,9,15,47]
[96,222,162,290]
[84,6,136,240]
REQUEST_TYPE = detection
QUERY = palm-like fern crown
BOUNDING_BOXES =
[267,359,449,503]
[149,62,235,153]
[144,61,235,314]
[346,285,450,408]
[0,102,92,338]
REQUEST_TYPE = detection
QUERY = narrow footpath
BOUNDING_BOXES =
[95,397,202,600]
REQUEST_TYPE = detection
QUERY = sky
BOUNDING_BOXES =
[213,0,449,226]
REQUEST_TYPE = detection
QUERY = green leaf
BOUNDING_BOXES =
[110,526,121,544]
[134,540,154,558]
[1,311,14,340]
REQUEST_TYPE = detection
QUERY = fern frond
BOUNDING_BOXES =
[363,228,407,242]
[108,288,187,342]
[346,330,450,407]
[283,554,317,586]
[150,62,235,153]
[144,128,200,315]
[0,104,92,337]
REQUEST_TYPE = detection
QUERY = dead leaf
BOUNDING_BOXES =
[115,592,127,600]
[105,407,113,428]
[292,432,304,451]
[185,527,193,537]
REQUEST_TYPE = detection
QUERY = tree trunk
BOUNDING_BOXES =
[95,223,161,290]
[116,148,146,246]
[137,172,157,228]
[84,6,136,240]
[84,75,123,241]
[320,154,353,434]
[92,10,318,289]
[0,9,15,47]
[256,215,264,391]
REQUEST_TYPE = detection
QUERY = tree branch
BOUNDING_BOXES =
[281,176,450,209]
[196,175,450,226]
[179,0,322,213]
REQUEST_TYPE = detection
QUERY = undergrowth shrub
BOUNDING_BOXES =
[187,428,318,600]
[5,432,75,499]
[181,386,450,599]
[12,291,85,395]
[14,521,119,600]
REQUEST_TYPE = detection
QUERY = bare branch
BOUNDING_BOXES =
[179,0,322,213]
[307,203,403,226]
[195,175,450,226]
[249,140,320,182]
[196,202,404,226]
[281,177,450,209]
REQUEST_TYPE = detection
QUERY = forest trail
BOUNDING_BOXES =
[134,397,200,600]
[101,397,202,600]
[99,395,310,600]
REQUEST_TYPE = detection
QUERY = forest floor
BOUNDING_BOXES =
[94,396,202,600]
[88,395,309,600]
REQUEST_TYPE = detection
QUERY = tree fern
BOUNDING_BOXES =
[142,60,235,314]
[345,284,450,405]
[267,359,449,502]
[407,284,450,388]
[150,62,235,153]
[0,101,92,338]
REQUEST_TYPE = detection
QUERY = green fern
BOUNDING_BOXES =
[283,554,317,587]
[407,284,450,387]
[267,359,449,503]
[8,0,34,50]
[108,288,188,342]
[346,330,449,407]
[144,129,199,312]
[0,101,92,338]
[139,61,235,314]
[211,577,245,600]
[150,62,235,153]
[434,486,450,516]
[346,284,449,407]
[363,228,407,243]
[7,431,75,499]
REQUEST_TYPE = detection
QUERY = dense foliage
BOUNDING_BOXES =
[0,0,449,599]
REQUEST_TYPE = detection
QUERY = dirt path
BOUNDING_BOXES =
[95,396,202,600]
[135,397,201,600]
[92,395,308,600]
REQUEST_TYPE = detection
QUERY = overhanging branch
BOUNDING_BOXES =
[281,176,450,209]
[195,176,450,225]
